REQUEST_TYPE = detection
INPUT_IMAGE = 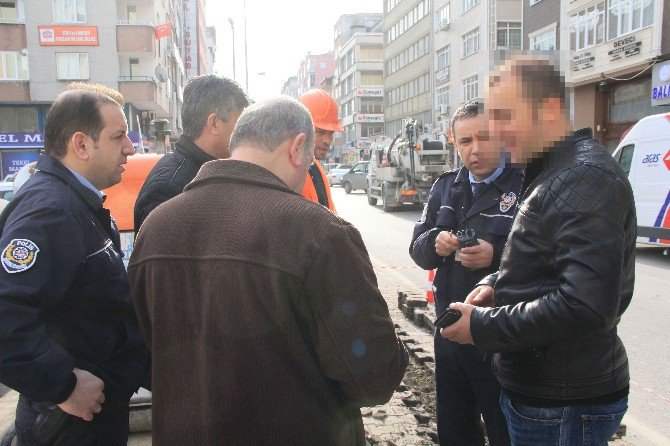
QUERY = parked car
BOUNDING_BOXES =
[326,164,353,186]
[0,181,14,201]
[612,112,670,247]
[322,163,337,173]
[341,161,369,194]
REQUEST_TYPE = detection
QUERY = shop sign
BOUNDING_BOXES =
[572,51,594,72]
[1,151,40,178]
[651,62,670,106]
[38,26,98,46]
[0,132,44,149]
[356,139,372,149]
[355,88,383,97]
[608,35,641,62]
[356,114,384,123]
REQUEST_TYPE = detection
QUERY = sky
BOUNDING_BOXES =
[206,0,383,101]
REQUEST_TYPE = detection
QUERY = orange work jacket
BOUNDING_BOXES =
[300,160,337,213]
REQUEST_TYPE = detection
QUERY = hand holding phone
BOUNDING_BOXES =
[434,308,462,329]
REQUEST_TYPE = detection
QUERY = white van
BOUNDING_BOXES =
[612,113,670,247]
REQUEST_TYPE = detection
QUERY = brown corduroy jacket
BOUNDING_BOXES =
[129,159,408,446]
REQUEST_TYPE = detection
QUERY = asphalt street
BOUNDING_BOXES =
[331,185,670,446]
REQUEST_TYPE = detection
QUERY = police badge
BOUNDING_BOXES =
[499,192,517,213]
[2,239,40,274]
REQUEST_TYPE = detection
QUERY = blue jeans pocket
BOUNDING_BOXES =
[501,393,563,446]
[582,407,627,446]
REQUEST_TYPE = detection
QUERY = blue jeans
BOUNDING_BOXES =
[499,392,627,446]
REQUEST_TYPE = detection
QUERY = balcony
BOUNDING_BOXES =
[118,76,169,115]
[436,67,450,86]
[0,81,29,101]
[0,23,26,51]
[116,23,154,53]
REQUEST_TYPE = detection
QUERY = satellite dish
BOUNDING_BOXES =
[155,65,168,82]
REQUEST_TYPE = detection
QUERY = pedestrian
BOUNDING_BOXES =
[0,89,150,445]
[134,74,249,230]
[129,97,408,446]
[441,56,636,446]
[299,89,342,212]
[410,100,520,446]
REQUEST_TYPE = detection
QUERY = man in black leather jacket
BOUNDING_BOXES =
[441,57,636,446]
[134,75,248,230]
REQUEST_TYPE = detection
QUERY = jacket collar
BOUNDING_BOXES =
[174,135,216,166]
[453,164,517,193]
[35,154,104,211]
[185,159,298,196]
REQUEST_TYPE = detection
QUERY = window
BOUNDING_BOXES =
[319,61,328,69]
[436,46,450,71]
[530,26,556,50]
[616,144,634,175]
[497,22,522,48]
[308,59,315,72]
[53,0,85,22]
[569,1,605,51]
[361,99,383,114]
[437,3,450,28]
[129,58,140,78]
[360,46,382,61]
[361,124,384,138]
[462,28,480,57]
[608,0,654,40]
[361,72,382,86]
[0,51,28,80]
[0,1,19,23]
[386,0,430,44]
[462,74,479,101]
[386,35,429,76]
[437,87,450,108]
[0,107,38,132]
[56,53,89,80]
[462,0,480,14]
[127,5,137,23]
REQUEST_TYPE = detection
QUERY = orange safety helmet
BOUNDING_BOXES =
[299,89,343,132]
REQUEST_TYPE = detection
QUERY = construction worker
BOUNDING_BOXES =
[298,89,343,212]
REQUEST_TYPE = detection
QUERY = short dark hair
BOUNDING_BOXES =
[67,82,125,106]
[450,100,482,140]
[181,75,249,140]
[44,90,120,158]
[490,56,566,107]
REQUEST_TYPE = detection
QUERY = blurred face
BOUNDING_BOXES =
[487,74,541,166]
[453,114,498,181]
[88,103,134,190]
[314,128,334,161]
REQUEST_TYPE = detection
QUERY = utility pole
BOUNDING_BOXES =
[227,18,236,81]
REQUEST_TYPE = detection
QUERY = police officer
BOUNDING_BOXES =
[410,100,522,446]
[0,90,150,445]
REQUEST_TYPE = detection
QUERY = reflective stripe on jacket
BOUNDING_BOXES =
[300,160,337,213]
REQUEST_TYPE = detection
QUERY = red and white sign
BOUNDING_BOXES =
[154,22,172,40]
[38,26,98,46]
[664,149,670,171]
[355,88,383,97]
[356,114,384,123]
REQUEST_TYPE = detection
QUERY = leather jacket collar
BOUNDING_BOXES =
[174,135,216,166]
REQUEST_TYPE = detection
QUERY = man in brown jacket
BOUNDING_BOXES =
[129,97,408,445]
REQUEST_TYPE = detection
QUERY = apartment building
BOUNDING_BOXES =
[0,0,213,177]
[523,0,560,51]
[563,0,668,150]
[332,13,383,163]
[296,51,336,97]
[383,0,433,138]
[431,0,522,136]
[281,75,298,98]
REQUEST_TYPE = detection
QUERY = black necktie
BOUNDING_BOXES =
[472,182,486,201]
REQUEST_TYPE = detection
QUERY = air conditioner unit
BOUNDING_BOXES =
[438,19,450,31]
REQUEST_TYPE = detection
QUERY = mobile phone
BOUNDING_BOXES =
[434,308,462,329]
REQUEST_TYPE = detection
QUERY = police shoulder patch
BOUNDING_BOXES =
[499,192,518,213]
[2,239,40,274]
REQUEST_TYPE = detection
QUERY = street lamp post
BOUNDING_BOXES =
[227,18,236,81]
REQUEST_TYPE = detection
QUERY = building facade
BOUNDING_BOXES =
[383,0,433,138]
[0,0,212,177]
[333,13,384,163]
[431,0,522,136]
[296,51,336,97]
[563,0,668,151]
[281,75,298,98]
[523,0,560,51]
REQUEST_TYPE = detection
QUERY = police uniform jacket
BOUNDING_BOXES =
[410,166,524,316]
[0,155,150,407]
